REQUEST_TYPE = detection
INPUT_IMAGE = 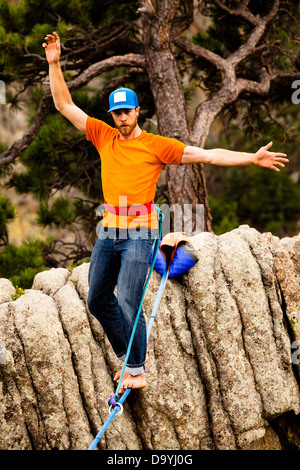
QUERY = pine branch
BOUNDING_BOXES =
[173,35,227,72]
[137,0,157,17]
[172,0,291,145]
[227,0,280,67]
[212,0,260,26]
[236,68,271,95]
[0,54,145,170]
[66,53,145,93]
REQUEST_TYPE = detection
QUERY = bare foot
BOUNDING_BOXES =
[119,373,147,393]
[113,370,131,382]
[113,354,149,382]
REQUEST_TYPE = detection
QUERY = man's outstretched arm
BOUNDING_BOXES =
[181,141,288,172]
[42,32,88,134]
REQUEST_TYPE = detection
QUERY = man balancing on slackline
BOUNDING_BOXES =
[43,32,288,393]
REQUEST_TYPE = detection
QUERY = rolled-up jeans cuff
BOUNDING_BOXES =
[118,353,126,363]
[125,365,145,376]
[117,355,146,376]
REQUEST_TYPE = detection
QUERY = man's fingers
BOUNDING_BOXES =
[44,33,59,44]
[271,161,286,171]
[51,32,60,44]
[265,141,273,150]
[274,155,287,160]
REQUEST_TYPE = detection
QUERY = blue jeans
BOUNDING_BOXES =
[87,226,157,376]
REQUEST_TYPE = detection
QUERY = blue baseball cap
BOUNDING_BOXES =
[107,87,139,112]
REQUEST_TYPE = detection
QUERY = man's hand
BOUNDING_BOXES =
[42,31,88,134]
[42,32,61,65]
[254,142,288,172]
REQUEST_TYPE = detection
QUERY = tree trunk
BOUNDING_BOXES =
[141,3,213,234]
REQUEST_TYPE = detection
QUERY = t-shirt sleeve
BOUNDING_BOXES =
[86,116,115,151]
[150,134,187,166]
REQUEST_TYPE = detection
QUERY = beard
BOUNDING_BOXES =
[115,116,138,136]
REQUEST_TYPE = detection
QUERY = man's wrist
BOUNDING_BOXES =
[251,152,258,166]
[49,61,61,68]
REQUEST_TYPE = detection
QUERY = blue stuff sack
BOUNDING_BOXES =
[149,232,199,278]
[149,244,167,275]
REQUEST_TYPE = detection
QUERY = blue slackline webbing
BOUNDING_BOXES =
[114,207,163,398]
[87,268,168,450]
[87,207,167,450]
[146,267,169,342]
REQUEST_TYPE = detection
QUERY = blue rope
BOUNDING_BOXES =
[147,267,169,342]
[87,207,167,450]
[113,207,163,399]
[87,269,168,450]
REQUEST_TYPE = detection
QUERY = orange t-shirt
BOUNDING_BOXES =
[86,116,187,228]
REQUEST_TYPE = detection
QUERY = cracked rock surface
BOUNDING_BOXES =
[0,225,299,450]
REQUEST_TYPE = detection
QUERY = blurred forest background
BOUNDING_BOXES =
[0,0,300,288]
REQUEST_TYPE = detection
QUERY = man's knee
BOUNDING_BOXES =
[87,291,104,315]
[118,292,143,327]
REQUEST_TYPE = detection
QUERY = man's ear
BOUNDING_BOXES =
[136,106,140,116]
